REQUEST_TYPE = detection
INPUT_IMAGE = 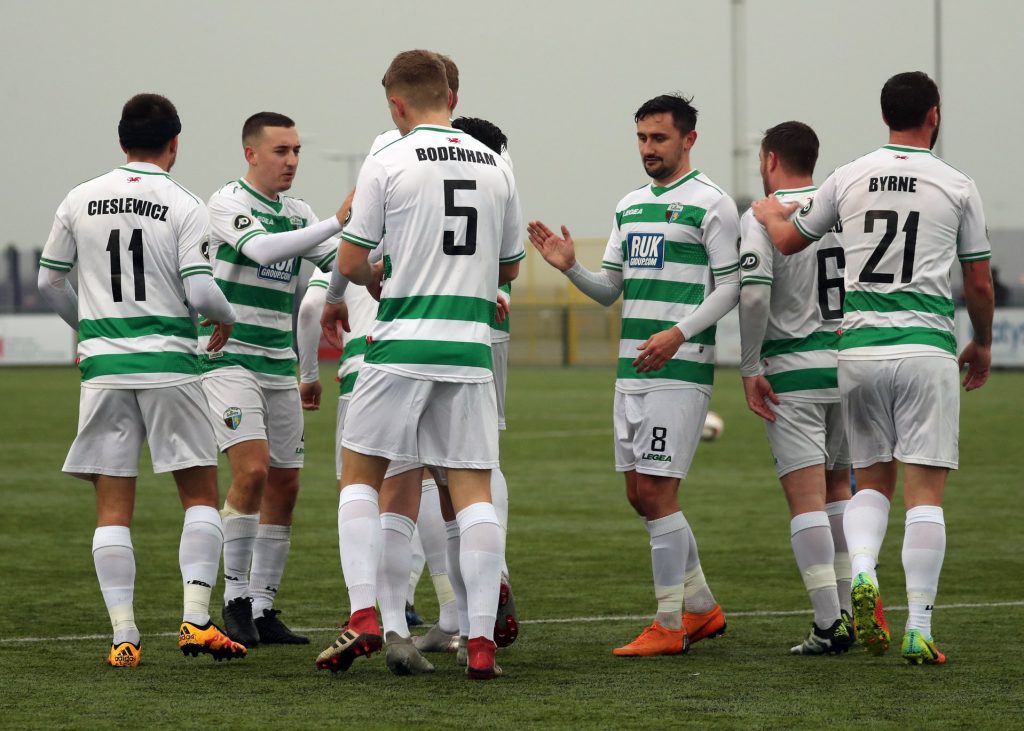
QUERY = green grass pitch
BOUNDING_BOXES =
[1,365,1022,729]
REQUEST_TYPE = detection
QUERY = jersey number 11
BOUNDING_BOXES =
[106,228,146,302]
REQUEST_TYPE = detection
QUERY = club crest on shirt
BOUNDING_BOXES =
[627,233,665,269]
[289,215,305,229]
[257,257,296,283]
[665,201,685,224]
[223,407,242,430]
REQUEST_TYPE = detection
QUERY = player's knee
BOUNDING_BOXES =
[233,460,269,494]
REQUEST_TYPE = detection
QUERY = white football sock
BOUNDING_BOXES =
[249,524,291,616]
[491,467,510,581]
[445,520,470,637]
[647,512,688,630]
[378,512,416,638]
[791,511,840,628]
[903,505,945,638]
[844,489,891,584]
[457,502,504,641]
[682,522,717,614]
[337,484,381,613]
[407,528,425,607]
[180,506,223,626]
[419,479,457,632]
[93,526,139,646]
[220,504,258,604]
[826,500,852,614]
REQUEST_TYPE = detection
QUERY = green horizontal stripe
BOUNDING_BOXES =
[601,261,623,271]
[619,240,709,266]
[180,265,213,279]
[341,232,378,249]
[844,291,954,319]
[500,250,526,264]
[80,352,199,381]
[366,339,493,370]
[713,263,740,276]
[958,251,991,262]
[766,367,838,394]
[616,201,706,228]
[306,279,328,289]
[217,279,294,314]
[618,318,715,346]
[216,243,258,268]
[78,316,197,343]
[40,259,73,271]
[316,249,337,271]
[377,295,495,325]
[615,357,714,385]
[839,326,956,354]
[741,276,773,286]
[623,278,704,304]
[760,331,840,359]
[340,336,367,363]
[230,322,293,350]
[339,371,358,396]
[202,351,296,377]
[235,230,266,253]
[792,215,821,242]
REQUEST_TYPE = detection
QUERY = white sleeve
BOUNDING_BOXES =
[37,265,78,329]
[739,282,771,376]
[341,156,386,251]
[39,196,77,275]
[600,216,624,273]
[704,194,741,279]
[297,282,326,384]
[738,209,775,287]
[793,174,840,242]
[957,179,992,263]
[499,180,525,264]
[564,262,623,306]
[184,273,236,324]
[238,217,342,268]
[176,200,213,280]
[674,270,739,341]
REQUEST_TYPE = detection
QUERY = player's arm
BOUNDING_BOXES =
[297,275,327,410]
[38,198,79,329]
[737,212,780,421]
[527,220,623,306]
[753,174,840,255]
[635,196,741,373]
[498,183,525,286]
[177,203,236,351]
[956,181,995,391]
[338,157,385,287]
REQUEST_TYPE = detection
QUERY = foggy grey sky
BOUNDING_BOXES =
[3,0,1022,253]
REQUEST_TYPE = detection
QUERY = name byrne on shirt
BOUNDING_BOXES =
[87,197,169,220]
[869,176,918,192]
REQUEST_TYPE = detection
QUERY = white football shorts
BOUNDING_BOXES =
[201,366,304,468]
[839,355,959,470]
[764,399,851,478]
[342,365,499,469]
[613,388,709,479]
[63,381,217,480]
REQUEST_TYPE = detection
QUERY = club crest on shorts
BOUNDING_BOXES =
[627,233,665,269]
[223,407,242,430]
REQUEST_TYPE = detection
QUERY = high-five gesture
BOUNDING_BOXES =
[527,220,577,272]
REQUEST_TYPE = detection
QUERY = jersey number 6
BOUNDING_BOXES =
[443,179,478,256]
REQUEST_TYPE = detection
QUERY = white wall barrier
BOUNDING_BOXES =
[0,314,76,365]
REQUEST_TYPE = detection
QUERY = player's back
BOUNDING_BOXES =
[356,124,521,382]
[48,164,209,387]
[799,145,988,359]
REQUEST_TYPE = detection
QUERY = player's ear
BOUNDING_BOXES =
[684,129,697,149]
[244,145,256,165]
[168,136,179,156]
[926,105,939,128]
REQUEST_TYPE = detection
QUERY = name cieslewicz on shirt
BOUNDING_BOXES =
[627,233,665,269]
[415,145,498,165]
[87,197,169,220]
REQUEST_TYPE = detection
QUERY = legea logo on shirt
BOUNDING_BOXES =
[257,258,296,283]
[627,233,665,269]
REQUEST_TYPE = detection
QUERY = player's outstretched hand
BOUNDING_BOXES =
[320,301,350,349]
[958,340,991,391]
[202,320,233,353]
[750,195,799,225]
[299,380,322,411]
[633,327,685,373]
[742,374,780,421]
[527,221,577,272]
[495,292,509,325]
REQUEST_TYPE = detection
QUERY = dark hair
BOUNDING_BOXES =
[761,121,819,176]
[118,93,181,154]
[381,50,449,110]
[437,53,459,95]
[451,117,507,154]
[634,94,698,135]
[242,112,295,145]
[880,72,940,131]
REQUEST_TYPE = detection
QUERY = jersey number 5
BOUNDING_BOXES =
[443,179,478,255]
[106,228,146,302]
[860,210,919,284]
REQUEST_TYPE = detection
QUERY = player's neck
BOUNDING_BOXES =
[770,174,813,194]
[243,173,280,201]
[124,154,170,172]
[399,109,454,134]
[887,128,934,150]
[652,163,693,188]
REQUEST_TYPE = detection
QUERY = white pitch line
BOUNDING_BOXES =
[2,600,1021,645]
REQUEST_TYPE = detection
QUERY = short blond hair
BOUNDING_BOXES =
[437,53,459,95]
[381,50,449,112]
